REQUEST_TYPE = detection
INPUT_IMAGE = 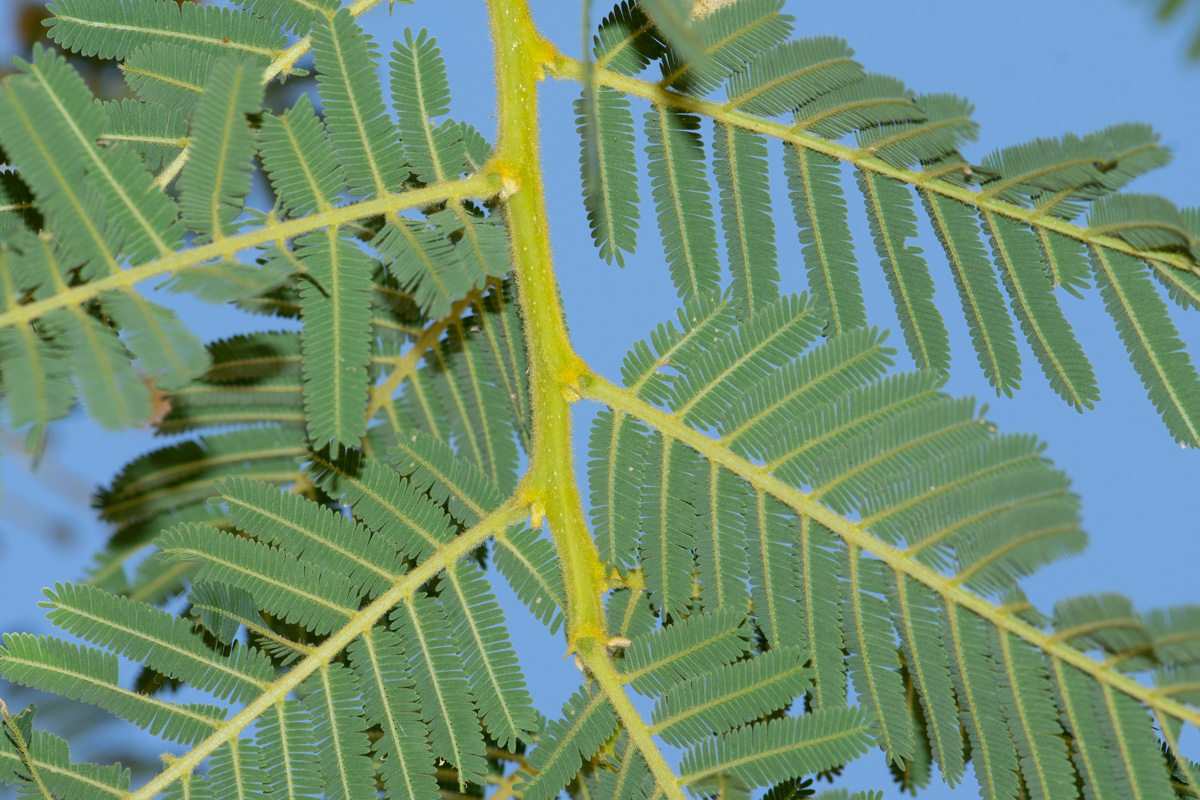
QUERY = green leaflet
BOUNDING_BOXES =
[620,608,752,696]
[1145,605,1200,666]
[1151,258,1200,311]
[726,37,863,117]
[621,290,737,407]
[1089,193,1192,251]
[714,123,779,322]
[1099,684,1177,800]
[392,28,469,186]
[993,631,1078,800]
[692,462,753,614]
[857,170,950,372]
[410,316,523,493]
[745,490,804,651]
[592,1,666,75]
[784,146,865,334]
[373,210,478,319]
[1089,246,1200,446]
[179,55,263,239]
[887,573,965,785]
[259,93,347,216]
[234,0,339,35]
[595,736,654,800]
[157,522,360,635]
[856,93,978,168]
[42,309,153,430]
[982,211,1099,410]
[41,582,272,705]
[390,428,507,524]
[719,326,895,459]
[666,293,822,429]
[678,706,874,787]
[809,395,991,522]
[303,664,377,800]
[97,425,305,525]
[0,322,73,436]
[946,605,1021,800]
[638,433,702,621]
[297,231,374,449]
[493,525,567,634]
[0,634,226,746]
[393,594,489,788]
[921,192,1021,395]
[638,0,704,66]
[978,124,1170,220]
[46,0,287,62]
[121,44,218,114]
[661,0,792,95]
[588,409,651,574]
[842,549,915,765]
[3,235,154,430]
[1035,229,1093,298]
[306,449,456,563]
[644,105,721,302]
[102,291,210,391]
[438,562,539,748]
[0,172,37,238]
[578,87,640,267]
[190,329,304,381]
[763,370,942,491]
[793,73,921,139]
[1051,662,1125,800]
[100,99,188,171]
[346,629,439,800]
[0,707,131,800]
[199,739,269,800]
[652,645,810,748]
[523,687,620,800]
[158,375,305,435]
[311,9,407,198]
[0,46,182,269]
[800,518,847,710]
[606,587,657,642]
[217,477,410,598]
[1053,594,1153,668]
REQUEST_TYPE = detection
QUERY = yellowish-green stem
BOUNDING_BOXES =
[486,0,608,651]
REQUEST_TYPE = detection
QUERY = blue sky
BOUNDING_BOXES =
[2,0,1199,796]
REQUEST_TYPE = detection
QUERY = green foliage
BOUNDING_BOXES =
[576,2,1200,444]
[0,3,1198,800]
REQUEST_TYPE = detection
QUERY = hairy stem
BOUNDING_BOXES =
[577,639,689,800]
[487,0,608,651]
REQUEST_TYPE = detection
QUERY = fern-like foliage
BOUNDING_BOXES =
[572,0,1200,444]
[582,288,1200,798]
[0,3,1198,800]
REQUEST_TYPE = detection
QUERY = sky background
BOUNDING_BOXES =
[2,0,1199,796]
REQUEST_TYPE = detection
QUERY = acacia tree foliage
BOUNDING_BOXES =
[1,1,1199,798]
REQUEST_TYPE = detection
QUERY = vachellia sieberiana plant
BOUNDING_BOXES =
[2,0,1200,798]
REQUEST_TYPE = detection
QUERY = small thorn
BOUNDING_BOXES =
[606,636,631,655]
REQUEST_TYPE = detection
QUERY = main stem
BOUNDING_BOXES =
[487,0,609,651]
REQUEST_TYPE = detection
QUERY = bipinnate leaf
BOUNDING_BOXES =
[179,55,264,239]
